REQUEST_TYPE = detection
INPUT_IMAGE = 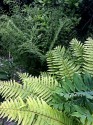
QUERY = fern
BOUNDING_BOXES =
[83,38,93,75]
[18,41,45,60]
[49,19,71,50]
[0,97,74,125]
[18,72,58,88]
[47,38,93,80]
[1,38,93,125]
[0,73,58,102]
[0,80,26,99]
[47,46,79,80]
[70,39,84,67]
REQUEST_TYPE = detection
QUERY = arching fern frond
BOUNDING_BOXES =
[18,72,59,89]
[0,97,74,125]
[0,74,58,102]
[83,38,93,75]
[47,46,79,80]
[19,73,59,102]
[47,38,93,79]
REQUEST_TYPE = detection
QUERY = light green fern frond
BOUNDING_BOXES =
[19,73,59,89]
[83,38,93,75]
[0,80,27,99]
[0,74,58,102]
[47,46,79,80]
[70,39,84,66]
[0,97,74,125]
[19,73,59,102]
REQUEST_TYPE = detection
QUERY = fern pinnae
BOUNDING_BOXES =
[70,39,84,72]
[47,46,79,80]
[0,97,73,125]
[0,74,58,102]
[19,72,58,89]
[0,80,24,99]
[83,38,93,75]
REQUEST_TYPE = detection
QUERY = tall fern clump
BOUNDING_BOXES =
[47,38,93,125]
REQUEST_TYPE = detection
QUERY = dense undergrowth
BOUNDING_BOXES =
[0,0,82,79]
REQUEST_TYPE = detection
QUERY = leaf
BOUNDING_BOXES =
[0,97,74,125]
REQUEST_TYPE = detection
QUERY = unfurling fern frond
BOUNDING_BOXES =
[83,38,93,75]
[47,46,79,80]
[70,39,84,67]
[0,74,58,102]
[0,97,74,125]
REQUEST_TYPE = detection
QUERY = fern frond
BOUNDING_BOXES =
[83,38,93,75]
[47,46,79,80]
[19,73,59,102]
[19,73,59,89]
[0,80,26,99]
[70,39,84,67]
[0,97,74,125]
[0,74,58,102]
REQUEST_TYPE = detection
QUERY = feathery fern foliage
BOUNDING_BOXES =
[83,38,93,75]
[1,38,93,125]
[19,73,59,102]
[0,73,76,125]
[0,97,74,125]
[47,46,79,80]
[47,38,93,80]
[0,73,58,102]
[70,38,84,66]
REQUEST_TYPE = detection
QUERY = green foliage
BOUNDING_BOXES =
[34,0,82,8]
[47,38,93,80]
[0,73,75,125]
[0,73,58,102]
[0,97,74,125]
[83,38,93,74]
[70,38,84,66]
[0,57,17,80]
[0,0,80,76]
[46,38,93,125]
[1,1,93,125]
[52,73,93,125]
[1,38,93,124]
[64,0,82,7]
[47,46,79,80]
